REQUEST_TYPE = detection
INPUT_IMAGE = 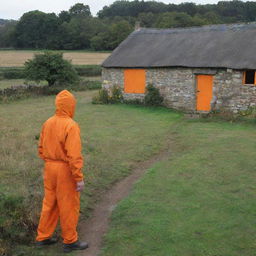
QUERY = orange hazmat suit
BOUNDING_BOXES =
[36,90,84,244]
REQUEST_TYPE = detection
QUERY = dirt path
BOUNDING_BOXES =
[79,148,170,256]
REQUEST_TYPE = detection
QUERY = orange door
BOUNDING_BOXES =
[124,69,146,94]
[196,75,213,111]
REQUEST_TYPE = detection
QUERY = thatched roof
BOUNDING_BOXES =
[102,23,256,69]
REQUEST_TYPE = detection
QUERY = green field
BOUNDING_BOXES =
[0,90,181,255]
[101,120,256,256]
[1,90,255,255]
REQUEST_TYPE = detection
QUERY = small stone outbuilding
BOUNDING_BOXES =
[102,23,256,113]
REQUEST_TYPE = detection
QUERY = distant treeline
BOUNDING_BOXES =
[1,0,256,51]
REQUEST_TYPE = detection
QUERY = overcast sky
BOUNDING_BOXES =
[0,0,246,20]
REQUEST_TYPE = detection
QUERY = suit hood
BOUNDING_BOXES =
[55,90,76,118]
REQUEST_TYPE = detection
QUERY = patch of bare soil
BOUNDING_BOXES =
[79,148,170,256]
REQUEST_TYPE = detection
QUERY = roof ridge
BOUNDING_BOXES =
[134,22,256,34]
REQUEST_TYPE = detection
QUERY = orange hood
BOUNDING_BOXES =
[55,90,76,118]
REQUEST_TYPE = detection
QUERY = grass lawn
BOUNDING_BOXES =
[0,90,181,255]
[101,120,256,256]
[1,89,255,256]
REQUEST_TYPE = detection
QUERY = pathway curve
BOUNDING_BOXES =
[79,148,171,256]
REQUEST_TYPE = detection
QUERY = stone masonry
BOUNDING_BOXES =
[102,67,256,113]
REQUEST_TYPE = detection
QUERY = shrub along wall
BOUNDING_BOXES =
[0,65,101,80]
[0,67,26,79]
[0,81,101,103]
[75,65,102,76]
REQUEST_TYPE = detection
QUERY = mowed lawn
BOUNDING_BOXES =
[0,90,180,255]
[101,120,256,256]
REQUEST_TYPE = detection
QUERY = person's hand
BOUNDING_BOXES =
[76,180,85,192]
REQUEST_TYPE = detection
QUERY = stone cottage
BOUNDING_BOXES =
[102,23,256,113]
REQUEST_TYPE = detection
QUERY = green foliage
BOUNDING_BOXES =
[109,85,123,103]
[92,84,163,107]
[0,80,101,103]
[76,80,101,90]
[92,88,109,104]
[123,98,144,105]
[60,16,104,50]
[238,106,256,118]
[107,21,133,50]
[0,21,16,48]
[91,20,133,51]
[90,33,109,51]
[14,11,60,49]
[69,3,91,17]
[92,85,123,104]
[155,12,206,28]
[0,68,25,79]
[2,1,256,50]
[0,193,35,255]
[24,52,79,86]
[144,84,163,106]
[74,65,101,76]
[0,65,101,80]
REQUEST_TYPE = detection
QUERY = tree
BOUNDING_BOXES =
[0,21,16,48]
[24,52,78,86]
[156,12,200,28]
[107,20,133,49]
[69,3,91,17]
[14,11,60,49]
[60,16,104,50]
[59,11,71,23]
[138,12,156,27]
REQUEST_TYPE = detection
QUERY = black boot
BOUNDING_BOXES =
[36,237,58,247]
[63,240,89,253]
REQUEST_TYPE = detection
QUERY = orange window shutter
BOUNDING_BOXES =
[254,71,256,85]
[124,69,146,94]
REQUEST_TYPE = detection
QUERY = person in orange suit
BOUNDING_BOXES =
[36,90,88,253]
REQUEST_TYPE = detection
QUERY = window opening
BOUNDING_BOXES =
[244,70,255,84]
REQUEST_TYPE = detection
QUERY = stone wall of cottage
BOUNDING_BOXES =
[102,67,256,113]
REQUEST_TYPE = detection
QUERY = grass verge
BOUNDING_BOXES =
[101,120,256,256]
[0,91,181,255]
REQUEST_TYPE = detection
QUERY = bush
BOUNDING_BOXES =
[24,52,79,86]
[74,65,101,77]
[238,106,256,118]
[123,98,144,105]
[109,85,123,103]
[92,84,163,107]
[92,88,109,104]
[144,84,163,106]
[92,86,123,104]
[79,80,101,90]
[0,80,102,103]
